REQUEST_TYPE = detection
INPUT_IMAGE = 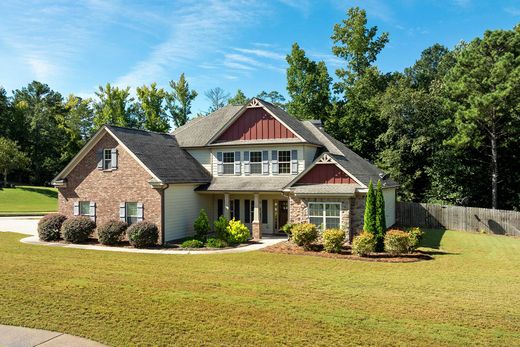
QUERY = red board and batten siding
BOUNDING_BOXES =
[296,164,356,184]
[216,108,296,142]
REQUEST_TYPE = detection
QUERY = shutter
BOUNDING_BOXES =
[271,150,279,175]
[234,199,240,220]
[261,200,268,224]
[244,199,250,223]
[137,202,144,222]
[111,148,118,169]
[119,202,126,222]
[216,152,223,175]
[96,149,103,170]
[262,151,269,175]
[234,151,241,175]
[244,151,250,175]
[73,201,79,216]
[89,201,96,222]
[291,149,298,175]
[217,199,223,218]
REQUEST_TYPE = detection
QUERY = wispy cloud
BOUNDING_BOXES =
[223,51,285,73]
[453,0,471,8]
[331,0,395,23]
[277,0,311,16]
[504,6,520,16]
[233,48,286,61]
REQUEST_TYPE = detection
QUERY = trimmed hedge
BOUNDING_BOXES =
[322,228,346,253]
[407,227,424,252]
[126,221,159,248]
[352,231,376,256]
[291,223,318,250]
[181,239,204,248]
[384,230,410,256]
[61,216,96,243]
[38,214,67,241]
[97,220,128,245]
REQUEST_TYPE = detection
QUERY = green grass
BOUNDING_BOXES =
[0,230,519,346]
[0,186,57,214]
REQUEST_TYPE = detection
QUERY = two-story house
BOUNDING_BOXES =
[52,98,397,244]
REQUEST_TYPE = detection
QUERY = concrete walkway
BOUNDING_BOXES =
[0,216,40,236]
[0,324,105,347]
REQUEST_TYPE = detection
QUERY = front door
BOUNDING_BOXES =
[278,200,288,230]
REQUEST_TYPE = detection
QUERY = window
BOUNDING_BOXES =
[79,201,91,216]
[278,150,291,174]
[229,199,240,220]
[308,202,341,229]
[103,149,112,170]
[223,152,234,175]
[250,151,262,174]
[126,202,139,225]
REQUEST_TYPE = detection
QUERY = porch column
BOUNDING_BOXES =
[252,193,262,239]
[224,193,230,220]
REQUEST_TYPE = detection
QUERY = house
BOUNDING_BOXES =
[52,98,398,244]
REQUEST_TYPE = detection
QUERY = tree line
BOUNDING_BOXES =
[1,7,519,210]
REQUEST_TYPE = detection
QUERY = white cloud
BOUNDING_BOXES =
[233,48,286,61]
[276,0,311,16]
[505,6,520,16]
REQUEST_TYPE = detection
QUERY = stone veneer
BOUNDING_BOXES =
[58,132,164,243]
[288,194,366,242]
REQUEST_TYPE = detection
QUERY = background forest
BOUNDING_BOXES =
[1,7,519,210]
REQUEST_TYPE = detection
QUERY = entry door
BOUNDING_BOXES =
[278,200,288,230]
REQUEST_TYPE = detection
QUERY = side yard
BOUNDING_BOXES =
[0,229,519,346]
[0,186,57,215]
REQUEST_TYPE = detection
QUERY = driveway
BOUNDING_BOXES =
[0,216,40,236]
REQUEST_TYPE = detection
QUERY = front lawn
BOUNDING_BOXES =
[0,186,57,215]
[0,230,519,346]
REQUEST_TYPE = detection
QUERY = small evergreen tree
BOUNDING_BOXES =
[375,179,387,252]
[363,179,376,234]
[193,209,210,241]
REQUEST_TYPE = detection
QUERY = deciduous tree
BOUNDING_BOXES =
[167,73,198,127]
[136,83,169,132]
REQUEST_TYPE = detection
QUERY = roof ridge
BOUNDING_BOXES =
[106,124,174,137]
[172,104,241,136]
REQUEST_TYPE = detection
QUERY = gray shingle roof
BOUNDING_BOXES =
[195,176,295,192]
[107,125,211,184]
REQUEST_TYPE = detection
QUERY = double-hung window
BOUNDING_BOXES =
[125,202,139,225]
[250,151,262,174]
[103,149,112,170]
[308,202,341,229]
[223,152,235,175]
[79,201,91,216]
[278,150,291,174]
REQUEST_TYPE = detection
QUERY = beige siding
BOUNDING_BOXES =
[383,187,396,227]
[186,149,212,172]
[164,184,212,241]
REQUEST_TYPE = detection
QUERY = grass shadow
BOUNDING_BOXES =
[18,186,58,199]
[420,228,446,249]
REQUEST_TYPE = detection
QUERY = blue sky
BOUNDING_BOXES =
[1,0,519,114]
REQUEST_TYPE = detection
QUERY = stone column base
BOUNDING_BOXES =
[252,222,262,240]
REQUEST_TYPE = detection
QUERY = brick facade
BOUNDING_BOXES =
[57,132,163,242]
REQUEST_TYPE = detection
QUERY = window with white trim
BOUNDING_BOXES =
[278,150,291,174]
[250,151,262,174]
[308,202,341,229]
[79,201,91,216]
[126,202,139,225]
[223,152,235,175]
[103,149,112,170]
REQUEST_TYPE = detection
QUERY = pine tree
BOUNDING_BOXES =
[375,179,387,251]
[363,179,376,234]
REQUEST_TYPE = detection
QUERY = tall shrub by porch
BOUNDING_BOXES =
[363,180,376,234]
[375,180,387,252]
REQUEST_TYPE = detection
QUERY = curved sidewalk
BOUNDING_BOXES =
[0,324,105,347]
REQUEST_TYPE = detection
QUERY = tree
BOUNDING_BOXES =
[286,43,331,120]
[228,89,248,105]
[136,83,169,132]
[205,87,229,113]
[375,180,386,251]
[363,180,376,234]
[0,137,29,185]
[404,44,452,90]
[93,83,136,129]
[442,28,520,209]
[60,95,94,165]
[167,73,198,128]
[0,87,11,139]
[256,90,286,108]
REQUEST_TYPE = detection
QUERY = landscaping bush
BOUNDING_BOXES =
[126,221,159,248]
[352,231,376,256]
[280,223,295,239]
[194,209,210,241]
[291,223,318,250]
[38,213,67,241]
[214,216,229,240]
[97,220,128,245]
[384,229,410,256]
[205,237,228,248]
[407,227,424,252]
[322,228,346,253]
[226,218,250,244]
[61,216,96,243]
[181,239,204,248]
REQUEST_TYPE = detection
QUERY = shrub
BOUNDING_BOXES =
[407,227,424,252]
[97,220,128,245]
[322,228,346,253]
[291,223,318,250]
[205,237,228,248]
[181,239,204,248]
[363,180,376,234]
[352,231,376,256]
[61,216,96,243]
[226,218,250,244]
[280,223,295,239]
[384,229,410,256]
[126,221,159,248]
[214,216,229,240]
[375,179,387,252]
[194,209,210,241]
[38,213,67,241]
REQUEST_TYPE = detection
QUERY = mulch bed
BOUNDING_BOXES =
[262,241,433,263]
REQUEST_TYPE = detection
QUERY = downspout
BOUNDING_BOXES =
[161,184,169,245]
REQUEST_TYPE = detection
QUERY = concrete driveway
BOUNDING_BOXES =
[0,216,40,236]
